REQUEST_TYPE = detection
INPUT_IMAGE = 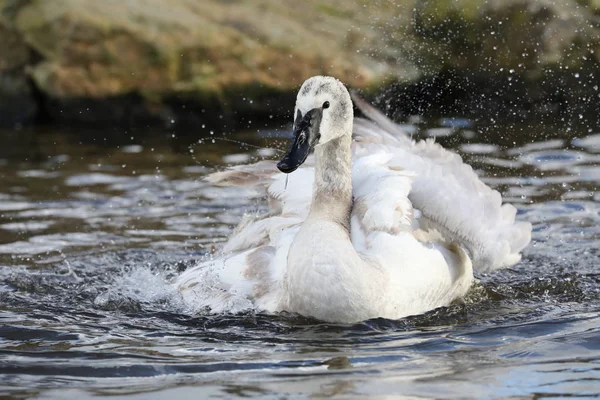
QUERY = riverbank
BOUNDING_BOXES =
[1,0,599,129]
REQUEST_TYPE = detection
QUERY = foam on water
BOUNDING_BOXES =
[93,265,185,312]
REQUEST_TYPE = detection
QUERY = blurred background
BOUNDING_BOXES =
[1,1,599,398]
[1,0,599,129]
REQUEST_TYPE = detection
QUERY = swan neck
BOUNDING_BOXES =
[309,134,353,230]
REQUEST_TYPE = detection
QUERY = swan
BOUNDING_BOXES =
[175,76,532,323]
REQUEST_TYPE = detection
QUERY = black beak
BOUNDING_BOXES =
[277,109,321,173]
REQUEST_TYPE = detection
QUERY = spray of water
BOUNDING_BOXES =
[196,137,284,154]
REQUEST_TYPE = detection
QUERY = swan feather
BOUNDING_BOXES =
[175,79,531,322]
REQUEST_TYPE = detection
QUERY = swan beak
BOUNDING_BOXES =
[277,109,321,173]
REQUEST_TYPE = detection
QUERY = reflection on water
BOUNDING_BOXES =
[0,118,599,399]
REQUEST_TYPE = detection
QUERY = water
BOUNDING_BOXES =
[0,119,599,399]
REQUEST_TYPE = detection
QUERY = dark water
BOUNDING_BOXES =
[0,118,599,399]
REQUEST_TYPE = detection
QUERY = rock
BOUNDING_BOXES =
[0,72,37,126]
[0,18,29,71]
[0,0,598,126]
[2,0,417,125]
[414,0,599,72]
[406,0,600,116]
[0,14,37,126]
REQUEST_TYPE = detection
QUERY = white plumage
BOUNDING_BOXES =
[174,76,531,323]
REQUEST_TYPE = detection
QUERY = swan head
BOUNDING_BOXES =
[277,76,353,173]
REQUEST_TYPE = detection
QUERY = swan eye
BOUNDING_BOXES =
[322,101,330,109]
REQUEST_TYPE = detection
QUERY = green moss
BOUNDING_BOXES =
[0,0,31,23]
[144,41,170,66]
[315,3,353,19]
[22,24,61,59]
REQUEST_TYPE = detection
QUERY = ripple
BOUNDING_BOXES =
[182,165,210,174]
[477,156,523,168]
[0,201,34,211]
[65,173,131,186]
[0,122,598,398]
[460,143,500,154]
[0,221,55,232]
[16,170,61,179]
[0,233,147,255]
[122,145,144,153]
[568,165,600,181]
[425,127,455,137]
[257,148,278,157]
[439,117,473,128]
[518,150,594,171]
[507,139,565,156]
[572,133,600,151]
[223,153,251,164]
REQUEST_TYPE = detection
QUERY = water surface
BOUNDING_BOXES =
[0,118,599,399]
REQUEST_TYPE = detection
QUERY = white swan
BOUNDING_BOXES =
[175,76,531,323]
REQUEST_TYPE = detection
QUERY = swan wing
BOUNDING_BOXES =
[349,148,474,317]
[349,151,415,252]
[189,92,531,278]
[351,93,531,271]
[175,166,310,312]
